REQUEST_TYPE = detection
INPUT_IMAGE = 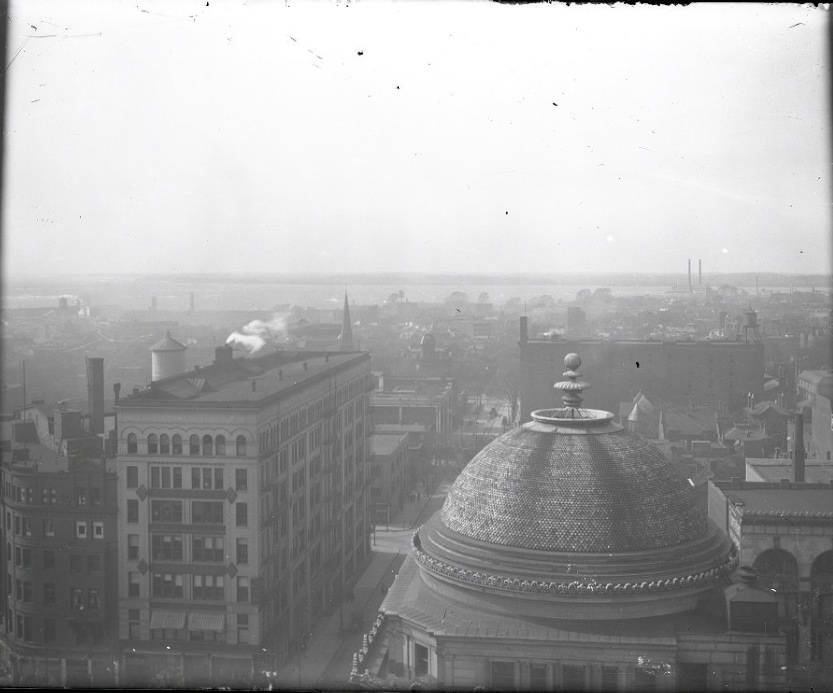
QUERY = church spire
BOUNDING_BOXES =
[339,293,354,351]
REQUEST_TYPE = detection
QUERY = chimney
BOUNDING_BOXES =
[698,259,702,286]
[520,316,528,344]
[688,259,692,293]
[794,412,805,483]
[86,357,105,436]
[215,344,234,368]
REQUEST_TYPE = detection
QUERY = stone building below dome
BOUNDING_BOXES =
[356,355,790,691]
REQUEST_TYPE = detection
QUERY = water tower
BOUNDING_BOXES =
[151,331,187,382]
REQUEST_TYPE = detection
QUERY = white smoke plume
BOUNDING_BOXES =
[226,314,290,354]
[226,332,266,353]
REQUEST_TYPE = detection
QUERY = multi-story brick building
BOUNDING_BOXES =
[114,344,372,687]
[520,317,765,420]
[0,437,118,687]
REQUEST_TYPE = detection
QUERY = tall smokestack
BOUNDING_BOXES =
[698,259,702,286]
[86,357,105,435]
[793,412,805,483]
[688,259,692,293]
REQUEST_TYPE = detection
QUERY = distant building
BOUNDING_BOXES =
[369,433,409,525]
[520,318,765,420]
[0,440,118,687]
[370,378,455,450]
[114,344,371,686]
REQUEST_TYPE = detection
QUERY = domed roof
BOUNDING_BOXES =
[150,331,187,352]
[441,354,704,553]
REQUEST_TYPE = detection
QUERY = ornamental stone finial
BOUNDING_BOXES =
[554,353,590,409]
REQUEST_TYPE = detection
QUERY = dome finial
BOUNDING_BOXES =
[554,353,590,410]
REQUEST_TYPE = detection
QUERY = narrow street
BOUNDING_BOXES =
[274,478,452,690]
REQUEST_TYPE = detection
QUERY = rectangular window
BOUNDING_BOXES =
[43,582,56,604]
[127,499,139,523]
[93,521,104,539]
[235,469,248,491]
[128,609,141,639]
[152,534,183,561]
[415,644,430,677]
[128,572,140,598]
[192,501,223,525]
[193,574,224,600]
[236,537,249,565]
[87,554,101,573]
[75,521,87,539]
[192,535,224,562]
[237,614,249,644]
[127,533,140,560]
[43,550,55,570]
[44,619,56,643]
[151,500,182,523]
[236,503,248,527]
[562,664,586,690]
[237,576,250,603]
[152,573,184,599]
[127,466,139,488]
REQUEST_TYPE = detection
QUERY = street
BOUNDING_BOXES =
[274,477,452,690]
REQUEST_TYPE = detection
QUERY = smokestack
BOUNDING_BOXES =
[698,259,702,286]
[688,259,692,293]
[215,344,234,368]
[794,412,805,483]
[86,357,105,436]
[520,316,528,344]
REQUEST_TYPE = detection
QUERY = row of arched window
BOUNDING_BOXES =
[126,433,247,457]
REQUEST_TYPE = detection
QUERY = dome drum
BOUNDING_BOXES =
[415,353,738,621]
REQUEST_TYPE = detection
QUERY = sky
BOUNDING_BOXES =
[3,1,831,277]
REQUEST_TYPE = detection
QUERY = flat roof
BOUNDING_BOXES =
[726,489,833,516]
[119,349,369,408]
[746,459,833,484]
[370,433,409,457]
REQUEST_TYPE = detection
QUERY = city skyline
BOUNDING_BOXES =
[4,2,831,276]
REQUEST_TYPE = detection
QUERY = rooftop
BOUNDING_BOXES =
[370,433,409,457]
[120,349,369,408]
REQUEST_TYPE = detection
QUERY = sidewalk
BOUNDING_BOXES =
[273,477,444,689]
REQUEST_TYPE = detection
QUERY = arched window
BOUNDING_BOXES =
[172,434,182,455]
[236,435,247,457]
[190,435,200,456]
[215,435,226,456]
[160,434,170,455]
[755,549,799,619]
[147,433,158,455]
[202,435,213,456]
[127,433,138,455]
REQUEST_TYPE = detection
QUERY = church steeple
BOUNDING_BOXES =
[339,293,354,351]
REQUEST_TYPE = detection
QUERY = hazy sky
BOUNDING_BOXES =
[4,1,830,277]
